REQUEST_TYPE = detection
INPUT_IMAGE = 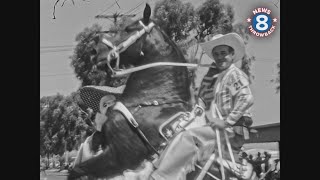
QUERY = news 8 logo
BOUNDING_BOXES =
[252,13,272,33]
[247,8,277,37]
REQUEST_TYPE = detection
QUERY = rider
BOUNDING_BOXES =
[151,33,254,180]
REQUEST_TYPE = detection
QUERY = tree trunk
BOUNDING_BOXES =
[47,153,50,169]
[52,154,56,168]
[64,140,69,166]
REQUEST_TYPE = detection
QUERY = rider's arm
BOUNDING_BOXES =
[225,72,254,125]
[226,86,253,125]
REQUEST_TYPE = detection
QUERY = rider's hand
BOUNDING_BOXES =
[95,113,108,131]
[208,119,229,129]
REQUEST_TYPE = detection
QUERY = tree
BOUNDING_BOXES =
[40,94,65,165]
[40,92,91,157]
[55,92,90,152]
[153,0,197,43]
[196,0,235,41]
[233,22,255,83]
[70,22,131,87]
[184,0,235,65]
[271,63,280,93]
[70,24,109,87]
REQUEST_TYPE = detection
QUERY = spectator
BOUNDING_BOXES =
[269,159,280,180]
[247,154,255,165]
[263,151,271,172]
[253,152,262,178]
[248,154,253,161]
[255,152,262,162]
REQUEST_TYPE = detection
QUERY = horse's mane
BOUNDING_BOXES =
[153,24,187,63]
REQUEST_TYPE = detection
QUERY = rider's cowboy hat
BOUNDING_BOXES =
[200,33,245,63]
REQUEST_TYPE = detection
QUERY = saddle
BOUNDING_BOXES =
[158,104,205,142]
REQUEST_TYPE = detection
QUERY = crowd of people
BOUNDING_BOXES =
[241,151,280,180]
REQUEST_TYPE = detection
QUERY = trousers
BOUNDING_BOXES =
[151,126,245,180]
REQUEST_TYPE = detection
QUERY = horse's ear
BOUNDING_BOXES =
[143,3,151,24]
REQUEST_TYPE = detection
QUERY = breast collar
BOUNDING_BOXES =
[112,99,189,156]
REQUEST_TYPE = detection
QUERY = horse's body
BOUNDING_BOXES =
[69,4,257,180]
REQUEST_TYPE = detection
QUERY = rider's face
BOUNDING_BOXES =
[211,45,234,71]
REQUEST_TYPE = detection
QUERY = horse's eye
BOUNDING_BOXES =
[91,49,97,55]
[124,26,131,33]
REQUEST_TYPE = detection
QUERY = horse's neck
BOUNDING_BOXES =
[122,65,190,105]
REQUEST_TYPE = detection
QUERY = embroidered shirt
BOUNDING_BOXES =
[199,64,253,124]
[198,67,219,109]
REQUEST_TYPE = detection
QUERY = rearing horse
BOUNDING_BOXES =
[69,4,192,180]
[69,4,256,180]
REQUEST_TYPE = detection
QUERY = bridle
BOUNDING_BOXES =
[96,20,216,78]
[96,20,155,76]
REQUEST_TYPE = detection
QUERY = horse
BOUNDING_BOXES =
[69,3,257,180]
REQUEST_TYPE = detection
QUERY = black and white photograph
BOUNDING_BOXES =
[40,0,280,180]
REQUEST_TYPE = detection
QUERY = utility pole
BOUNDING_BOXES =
[95,12,136,25]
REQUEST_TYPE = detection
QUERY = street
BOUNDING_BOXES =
[40,169,68,180]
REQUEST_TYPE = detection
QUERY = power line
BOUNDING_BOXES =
[40,45,74,49]
[40,48,74,54]
[97,0,120,16]
[40,73,74,77]
[130,6,144,16]
[95,13,137,24]
[115,0,121,9]
[124,0,145,15]
[134,10,143,15]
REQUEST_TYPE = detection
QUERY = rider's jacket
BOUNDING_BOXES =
[199,64,254,135]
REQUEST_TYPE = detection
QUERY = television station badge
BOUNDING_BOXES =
[246,7,278,37]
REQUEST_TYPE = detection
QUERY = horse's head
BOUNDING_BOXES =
[90,3,186,77]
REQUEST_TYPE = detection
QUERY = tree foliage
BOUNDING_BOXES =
[271,62,280,93]
[70,20,131,87]
[153,0,197,43]
[40,92,91,156]
[276,63,280,92]
[233,22,255,83]
[196,0,235,41]
[70,24,109,87]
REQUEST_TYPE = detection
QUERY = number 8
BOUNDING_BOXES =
[256,14,269,31]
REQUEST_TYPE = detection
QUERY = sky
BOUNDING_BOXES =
[40,0,280,126]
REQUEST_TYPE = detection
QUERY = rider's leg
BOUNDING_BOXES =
[223,132,245,164]
[151,126,216,180]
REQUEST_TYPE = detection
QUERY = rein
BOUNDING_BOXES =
[98,20,216,77]
[111,62,215,77]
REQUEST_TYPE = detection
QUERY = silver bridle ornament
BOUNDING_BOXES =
[99,21,156,75]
